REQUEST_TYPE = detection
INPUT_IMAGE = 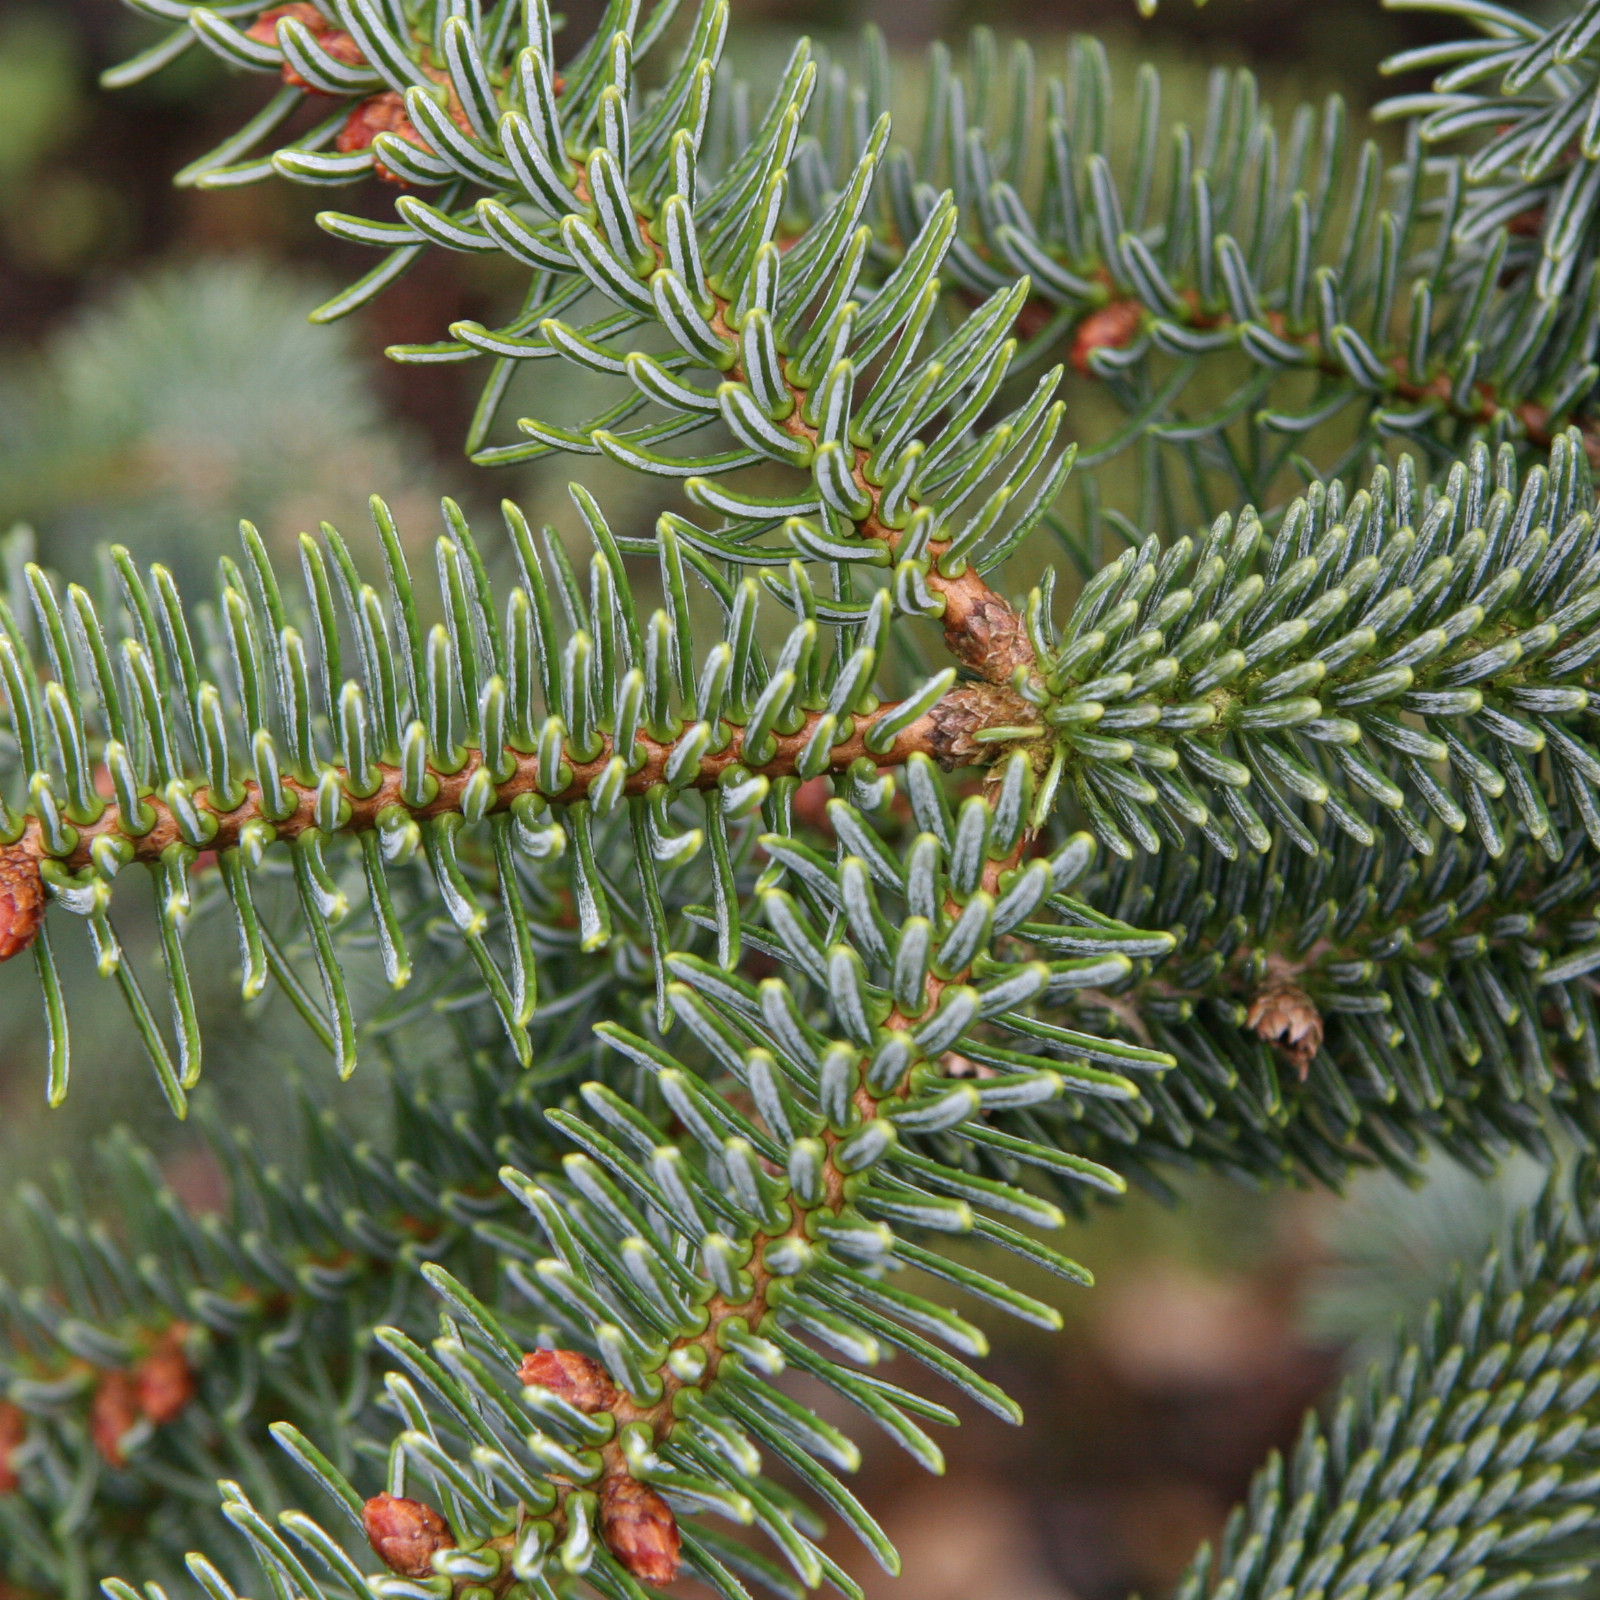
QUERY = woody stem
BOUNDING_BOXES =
[1,700,959,881]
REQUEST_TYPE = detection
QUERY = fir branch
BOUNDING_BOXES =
[1014,432,1600,867]
[1032,816,1600,1197]
[1379,0,1600,308]
[0,698,944,883]
[8,429,1600,1125]
[1176,1160,1600,1600]
[177,809,1157,1599]
[0,475,1002,1096]
[888,33,1600,498]
[0,1040,605,1596]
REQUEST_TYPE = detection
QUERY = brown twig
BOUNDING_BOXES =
[0,701,939,890]
[1056,285,1600,469]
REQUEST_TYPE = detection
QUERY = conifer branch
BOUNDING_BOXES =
[358,829,1047,1596]
[0,701,939,888]
[1177,1161,1600,1600]
[0,990,654,1595]
[7,424,1600,1115]
[180,800,1151,1599]
[1045,817,1600,1194]
[1059,285,1600,468]
[22,4,1600,1598]
[915,72,1600,508]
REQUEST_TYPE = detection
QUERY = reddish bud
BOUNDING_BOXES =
[295,28,364,83]
[90,1371,140,1468]
[136,1326,196,1425]
[244,1,327,43]
[314,30,366,66]
[0,1402,27,1495]
[601,1475,682,1587]
[363,1493,456,1577]
[518,1348,619,1414]
[1247,978,1323,1078]
[337,65,474,184]
[244,4,367,93]
[0,850,43,963]
[1070,299,1144,376]
[336,91,421,184]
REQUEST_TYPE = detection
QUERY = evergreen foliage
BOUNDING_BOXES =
[3,1,1600,1598]
[1176,1160,1600,1600]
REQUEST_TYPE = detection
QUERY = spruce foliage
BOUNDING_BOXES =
[4,1,1600,1597]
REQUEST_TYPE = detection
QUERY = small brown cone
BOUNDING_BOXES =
[336,65,474,184]
[601,1475,682,1587]
[0,1402,26,1494]
[0,850,43,963]
[1070,299,1143,376]
[519,1348,619,1414]
[90,1371,140,1468]
[363,1494,455,1577]
[136,1326,196,1425]
[1247,978,1323,1078]
[337,91,424,185]
[243,0,326,43]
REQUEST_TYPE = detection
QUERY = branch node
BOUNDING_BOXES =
[1247,962,1324,1078]
[0,844,43,963]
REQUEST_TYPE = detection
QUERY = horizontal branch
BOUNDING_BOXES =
[1061,284,1600,466]
[0,697,987,890]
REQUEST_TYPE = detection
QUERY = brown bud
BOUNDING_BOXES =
[317,30,366,64]
[1247,978,1323,1078]
[600,1475,681,1587]
[136,1326,195,1425]
[1070,299,1143,376]
[337,92,420,185]
[90,1371,140,1468]
[362,1493,455,1577]
[243,3,369,92]
[337,65,474,184]
[244,0,327,44]
[925,681,1037,768]
[518,1348,618,1413]
[0,849,43,963]
[936,577,1038,687]
[0,1402,27,1495]
[247,1,339,91]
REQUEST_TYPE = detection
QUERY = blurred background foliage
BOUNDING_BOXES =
[0,4,1549,1598]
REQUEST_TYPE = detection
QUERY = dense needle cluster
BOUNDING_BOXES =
[5,0,1600,1598]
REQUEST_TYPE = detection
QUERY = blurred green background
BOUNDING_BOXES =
[0,4,1541,1597]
